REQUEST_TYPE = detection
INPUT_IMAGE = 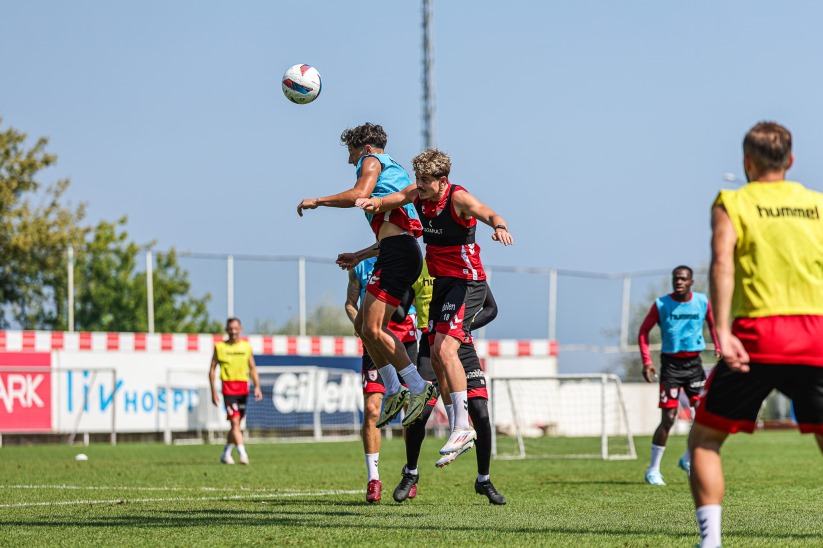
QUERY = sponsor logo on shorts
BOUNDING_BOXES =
[368,370,378,382]
[443,303,456,311]
[669,388,679,399]
[690,380,705,388]
[466,370,485,380]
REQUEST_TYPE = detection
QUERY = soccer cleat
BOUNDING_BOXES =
[435,440,475,468]
[220,454,235,465]
[239,454,249,465]
[376,387,409,428]
[475,479,507,505]
[645,470,666,486]
[401,383,438,427]
[439,427,477,455]
[366,479,382,503]
[678,456,690,476]
[393,470,419,503]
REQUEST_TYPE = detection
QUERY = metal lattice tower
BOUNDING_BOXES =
[422,0,436,149]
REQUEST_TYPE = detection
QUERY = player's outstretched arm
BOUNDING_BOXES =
[355,183,417,213]
[297,157,382,216]
[209,349,220,406]
[451,189,513,246]
[248,355,262,401]
[336,242,380,271]
[344,270,361,325]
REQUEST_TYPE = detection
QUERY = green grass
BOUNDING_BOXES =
[1,431,821,546]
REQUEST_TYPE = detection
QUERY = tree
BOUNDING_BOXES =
[0,118,220,333]
[73,219,221,333]
[0,119,87,328]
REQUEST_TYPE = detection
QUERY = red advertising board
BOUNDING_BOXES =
[0,352,51,432]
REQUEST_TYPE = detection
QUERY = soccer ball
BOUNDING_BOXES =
[282,64,322,104]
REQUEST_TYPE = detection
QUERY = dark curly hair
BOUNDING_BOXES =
[340,122,388,149]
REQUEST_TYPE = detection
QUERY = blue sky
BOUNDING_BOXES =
[4,1,823,372]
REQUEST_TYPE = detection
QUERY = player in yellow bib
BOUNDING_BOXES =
[209,317,262,465]
[689,122,823,547]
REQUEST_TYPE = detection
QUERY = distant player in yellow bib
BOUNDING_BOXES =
[209,317,262,465]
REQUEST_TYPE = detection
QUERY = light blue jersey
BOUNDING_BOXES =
[356,153,419,227]
[656,292,708,354]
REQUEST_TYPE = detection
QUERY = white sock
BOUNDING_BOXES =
[237,444,247,457]
[399,364,427,393]
[378,365,402,394]
[681,448,691,464]
[696,504,721,548]
[405,466,418,476]
[445,404,454,431]
[451,391,470,430]
[648,444,665,472]
[365,453,380,482]
[222,443,235,458]
[477,474,490,483]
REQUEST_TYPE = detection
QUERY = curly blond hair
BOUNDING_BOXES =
[411,149,451,178]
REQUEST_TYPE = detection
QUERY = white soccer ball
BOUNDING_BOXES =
[282,64,322,104]
[75,453,89,461]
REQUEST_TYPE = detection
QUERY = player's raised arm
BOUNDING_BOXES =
[297,156,382,216]
[336,241,380,271]
[451,189,513,246]
[355,183,417,214]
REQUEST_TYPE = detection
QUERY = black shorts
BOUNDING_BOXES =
[658,354,706,409]
[429,277,486,344]
[366,234,423,308]
[223,394,248,419]
[361,340,419,394]
[695,360,823,435]
[420,335,488,400]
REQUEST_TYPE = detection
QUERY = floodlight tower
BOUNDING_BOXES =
[422,0,436,149]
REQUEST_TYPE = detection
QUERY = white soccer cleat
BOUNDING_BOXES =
[439,428,477,455]
[239,454,250,465]
[220,454,235,465]
[435,439,475,468]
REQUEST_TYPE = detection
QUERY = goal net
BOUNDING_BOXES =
[490,374,636,460]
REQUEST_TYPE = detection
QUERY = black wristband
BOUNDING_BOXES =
[495,224,507,231]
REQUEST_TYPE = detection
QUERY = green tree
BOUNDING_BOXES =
[0,118,220,333]
[0,119,87,328]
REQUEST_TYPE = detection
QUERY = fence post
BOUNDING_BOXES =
[548,269,557,341]
[67,244,75,332]
[227,254,234,319]
[298,256,306,336]
[619,274,631,351]
[146,251,155,333]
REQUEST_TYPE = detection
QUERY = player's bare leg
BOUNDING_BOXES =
[362,392,383,503]
[433,334,476,460]
[688,423,728,548]
[646,407,678,485]
[361,293,435,427]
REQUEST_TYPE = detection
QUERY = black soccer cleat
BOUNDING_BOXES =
[474,479,507,505]
[393,471,419,503]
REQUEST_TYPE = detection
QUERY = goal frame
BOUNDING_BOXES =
[489,373,637,460]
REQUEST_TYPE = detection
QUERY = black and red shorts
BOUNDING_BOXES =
[362,340,419,395]
[658,354,706,409]
[366,234,423,308]
[428,277,486,344]
[223,394,248,420]
[694,360,823,435]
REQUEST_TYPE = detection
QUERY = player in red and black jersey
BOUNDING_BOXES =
[356,148,513,465]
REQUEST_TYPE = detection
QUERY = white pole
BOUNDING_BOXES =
[146,251,155,333]
[298,256,306,336]
[619,275,631,351]
[67,244,75,332]
[227,254,234,319]
[548,269,557,341]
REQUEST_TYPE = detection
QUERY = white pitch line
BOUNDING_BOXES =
[0,489,362,508]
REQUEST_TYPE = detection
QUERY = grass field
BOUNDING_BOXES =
[1,431,821,546]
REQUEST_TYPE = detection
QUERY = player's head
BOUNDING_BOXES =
[412,148,451,200]
[671,266,694,297]
[743,121,793,181]
[341,123,387,165]
[225,317,242,341]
